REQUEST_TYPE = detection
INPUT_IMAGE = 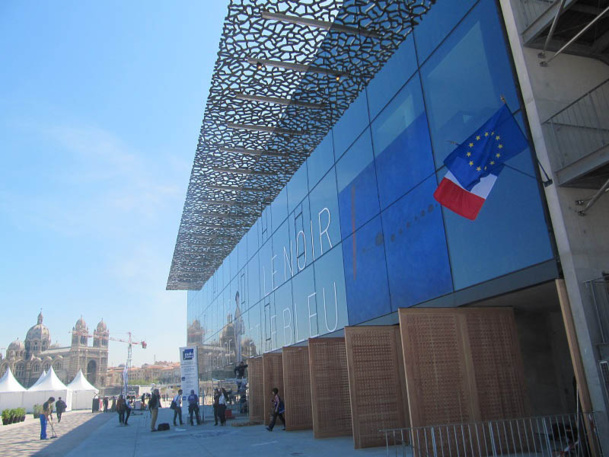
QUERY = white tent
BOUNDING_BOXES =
[0,368,26,412]
[25,367,72,413]
[31,370,47,388]
[67,370,98,410]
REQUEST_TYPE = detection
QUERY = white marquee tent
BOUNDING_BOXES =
[25,367,72,412]
[67,370,98,410]
[30,370,47,388]
[0,368,26,411]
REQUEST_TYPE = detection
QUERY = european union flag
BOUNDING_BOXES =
[444,105,529,191]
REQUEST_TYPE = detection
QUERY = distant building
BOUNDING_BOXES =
[0,312,109,387]
[106,361,181,386]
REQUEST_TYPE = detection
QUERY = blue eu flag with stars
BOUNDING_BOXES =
[444,105,529,191]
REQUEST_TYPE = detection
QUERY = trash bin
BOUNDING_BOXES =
[92,397,99,413]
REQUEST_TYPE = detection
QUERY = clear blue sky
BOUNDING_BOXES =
[0,0,227,366]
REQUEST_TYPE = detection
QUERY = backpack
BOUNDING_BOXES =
[157,423,170,431]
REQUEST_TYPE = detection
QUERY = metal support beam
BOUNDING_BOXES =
[208,184,271,193]
[235,92,326,109]
[577,177,609,215]
[246,57,349,78]
[260,10,382,38]
[226,121,306,136]
[210,166,278,176]
[541,5,609,66]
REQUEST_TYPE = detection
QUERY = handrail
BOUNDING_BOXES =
[543,78,609,124]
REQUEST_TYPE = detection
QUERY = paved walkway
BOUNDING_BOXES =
[0,407,391,457]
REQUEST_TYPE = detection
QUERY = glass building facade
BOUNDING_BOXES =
[187,0,556,362]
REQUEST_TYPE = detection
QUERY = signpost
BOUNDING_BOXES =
[179,346,199,404]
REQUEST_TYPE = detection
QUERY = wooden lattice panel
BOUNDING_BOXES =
[345,326,409,449]
[263,352,284,426]
[399,308,530,457]
[248,357,264,422]
[399,309,473,427]
[282,346,313,431]
[466,308,528,420]
[309,338,352,438]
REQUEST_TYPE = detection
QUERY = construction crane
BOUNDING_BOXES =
[109,332,147,397]
[70,328,146,396]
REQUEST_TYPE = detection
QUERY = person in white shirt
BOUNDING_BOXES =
[173,389,183,426]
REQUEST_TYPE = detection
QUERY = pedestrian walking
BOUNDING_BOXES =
[124,396,132,425]
[55,397,66,423]
[266,388,285,431]
[116,395,126,424]
[172,389,183,426]
[40,396,55,440]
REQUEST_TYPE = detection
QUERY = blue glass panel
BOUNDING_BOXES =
[382,175,453,309]
[271,187,288,234]
[238,235,247,269]
[289,196,313,273]
[421,0,520,167]
[372,75,435,209]
[291,265,316,342]
[274,281,295,348]
[260,206,272,244]
[414,0,476,63]
[314,246,349,335]
[247,220,259,262]
[287,164,309,214]
[441,150,554,289]
[367,37,417,120]
[271,220,291,290]
[258,239,273,298]
[308,167,341,257]
[246,255,260,311]
[307,133,334,190]
[262,293,276,352]
[245,303,262,357]
[333,90,370,158]
[341,216,391,325]
[336,129,380,239]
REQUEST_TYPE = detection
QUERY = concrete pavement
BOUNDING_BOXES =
[0,406,391,456]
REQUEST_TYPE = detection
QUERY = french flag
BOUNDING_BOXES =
[433,170,497,221]
[433,105,528,221]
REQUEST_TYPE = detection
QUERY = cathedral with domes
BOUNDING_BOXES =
[0,312,109,387]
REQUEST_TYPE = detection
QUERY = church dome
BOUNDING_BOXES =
[8,339,24,352]
[96,319,107,332]
[26,312,51,343]
[74,317,88,331]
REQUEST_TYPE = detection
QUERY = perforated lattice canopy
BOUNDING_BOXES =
[167,0,437,290]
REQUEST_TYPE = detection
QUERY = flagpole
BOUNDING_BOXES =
[499,95,553,187]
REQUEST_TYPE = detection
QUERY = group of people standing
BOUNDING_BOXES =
[170,389,202,427]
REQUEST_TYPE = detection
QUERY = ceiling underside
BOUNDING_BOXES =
[167,0,438,290]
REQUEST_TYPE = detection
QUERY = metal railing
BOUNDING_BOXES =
[586,276,609,345]
[382,413,603,457]
[518,0,556,29]
[543,79,609,171]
